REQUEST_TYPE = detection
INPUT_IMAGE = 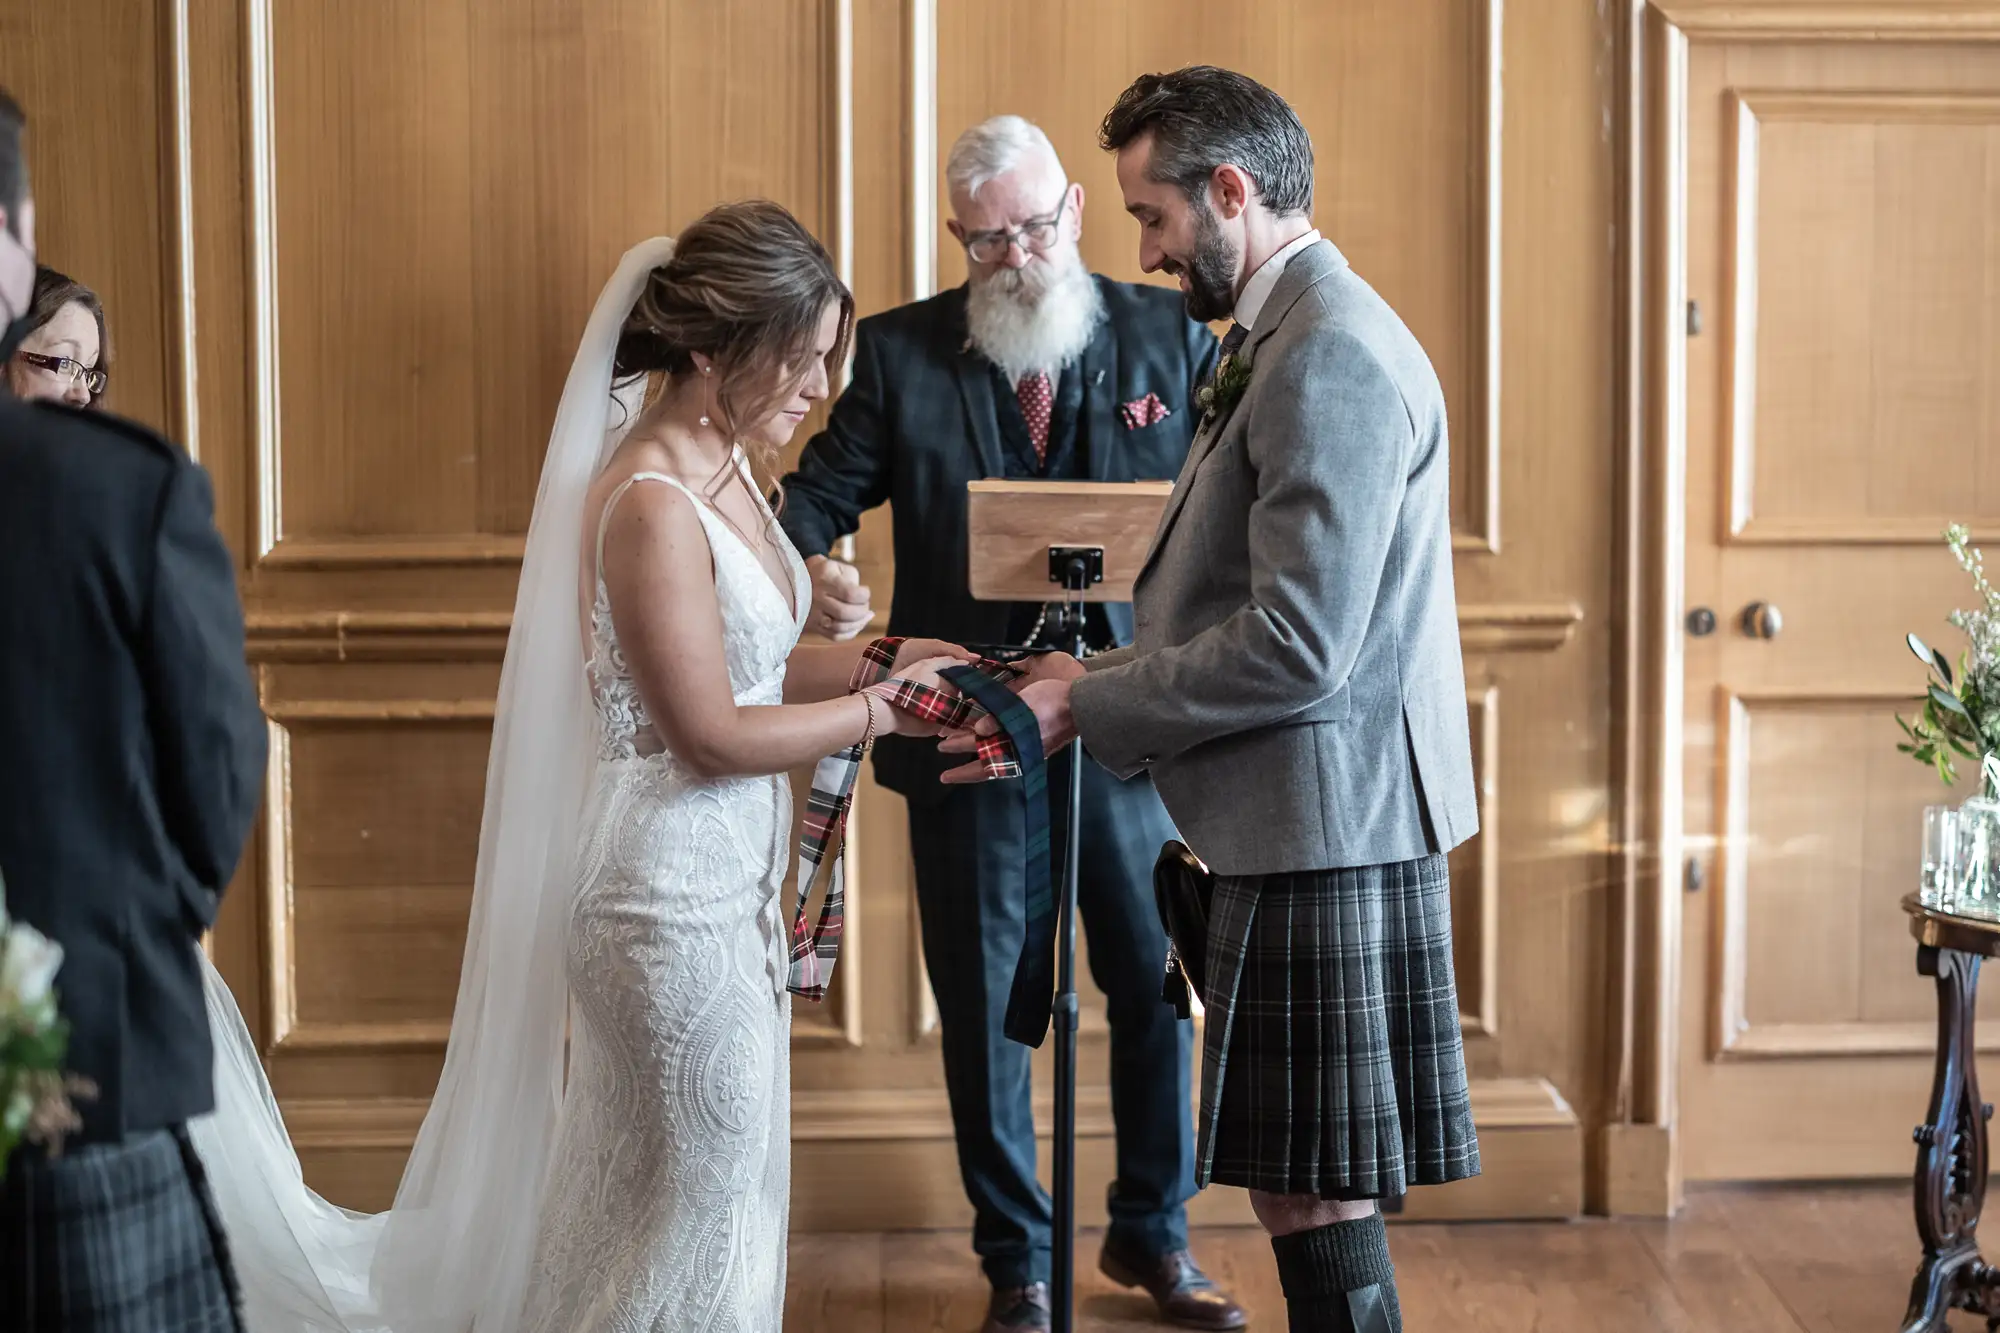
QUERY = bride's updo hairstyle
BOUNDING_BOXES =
[614,200,854,486]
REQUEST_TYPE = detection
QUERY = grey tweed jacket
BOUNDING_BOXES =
[1068,238,1476,875]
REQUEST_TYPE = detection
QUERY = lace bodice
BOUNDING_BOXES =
[585,460,810,765]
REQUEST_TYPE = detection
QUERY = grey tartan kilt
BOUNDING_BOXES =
[1196,854,1481,1199]
[0,1128,241,1333]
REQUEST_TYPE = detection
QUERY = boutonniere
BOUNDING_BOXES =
[1196,353,1251,424]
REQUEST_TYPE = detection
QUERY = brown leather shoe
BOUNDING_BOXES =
[1099,1246,1248,1330]
[982,1281,1052,1333]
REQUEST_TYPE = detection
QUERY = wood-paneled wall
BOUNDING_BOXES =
[2,0,1626,1224]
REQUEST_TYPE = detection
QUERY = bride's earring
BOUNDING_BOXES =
[699,364,713,428]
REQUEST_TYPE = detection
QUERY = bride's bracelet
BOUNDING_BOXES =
[858,690,888,751]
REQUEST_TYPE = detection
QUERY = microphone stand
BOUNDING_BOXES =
[1046,546,1096,1333]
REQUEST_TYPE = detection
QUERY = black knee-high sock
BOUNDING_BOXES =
[1268,1213,1402,1333]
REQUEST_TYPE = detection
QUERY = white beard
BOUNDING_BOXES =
[965,246,1105,385]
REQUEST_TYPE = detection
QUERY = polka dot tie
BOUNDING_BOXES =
[1016,371,1053,466]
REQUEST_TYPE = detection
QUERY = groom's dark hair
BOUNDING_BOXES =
[1099,67,1313,217]
[0,88,26,240]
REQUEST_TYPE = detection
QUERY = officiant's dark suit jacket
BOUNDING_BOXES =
[0,401,265,1147]
[780,276,1219,799]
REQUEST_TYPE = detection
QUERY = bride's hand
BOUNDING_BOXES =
[891,637,976,674]
[875,655,963,737]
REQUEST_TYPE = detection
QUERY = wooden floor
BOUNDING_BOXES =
[785,1183,1954,1331]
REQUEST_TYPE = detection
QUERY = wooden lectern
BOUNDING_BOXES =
[964,477,1173,1333]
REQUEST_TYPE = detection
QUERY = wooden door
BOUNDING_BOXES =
[1675,22,2000,1180]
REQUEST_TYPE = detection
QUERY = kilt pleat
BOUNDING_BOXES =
[1196,854,1480,1199]
[0,1129,240,1333]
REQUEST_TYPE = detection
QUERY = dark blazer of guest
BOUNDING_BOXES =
[780,275,1218,798]
[0,400,265,1147]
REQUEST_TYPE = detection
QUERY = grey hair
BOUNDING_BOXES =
[945,115,1063,200]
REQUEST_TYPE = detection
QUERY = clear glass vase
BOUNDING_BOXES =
[1949,753,2000,913]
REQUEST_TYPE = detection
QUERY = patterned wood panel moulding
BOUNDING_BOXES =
[1457,686,1502,1037]
[246,611,513,662]
[1721,90,2000,546]
[245,0,853,570]
[259,701,492,1056]
[1652,1,2000,42]
[162,0,200,458]
[245,603,1583,662]
[1458,602,1585,653]
[1456,0,1504,554]
[1708,687,1996,1059]
[244,0,283,563]
[257,702,867,1052]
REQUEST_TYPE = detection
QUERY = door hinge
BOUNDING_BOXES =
[1685,856,1705,893]
[1686,299,1703,336]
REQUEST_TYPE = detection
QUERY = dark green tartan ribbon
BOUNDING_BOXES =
[938,664,1056,1048]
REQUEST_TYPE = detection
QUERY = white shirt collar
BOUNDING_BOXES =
[1233,228,1322,333]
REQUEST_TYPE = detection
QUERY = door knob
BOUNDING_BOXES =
[1741,601,1783,640]
[1686,607,1717,637]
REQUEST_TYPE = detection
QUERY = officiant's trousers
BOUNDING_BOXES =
[908,754,1196,1289]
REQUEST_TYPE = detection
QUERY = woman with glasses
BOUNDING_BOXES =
[5,265,107,406]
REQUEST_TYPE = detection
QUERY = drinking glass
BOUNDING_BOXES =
[1924,805,1960,907]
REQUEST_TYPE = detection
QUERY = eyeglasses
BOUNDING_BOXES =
[962,185,1072,265]
[14,351,107,398]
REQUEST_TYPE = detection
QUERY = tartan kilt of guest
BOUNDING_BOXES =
[1196,854,1481,1199]
[0,1128,242,1333]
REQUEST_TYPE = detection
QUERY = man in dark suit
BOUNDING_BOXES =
[779,116,1242,1333]
[0,88,266,1333]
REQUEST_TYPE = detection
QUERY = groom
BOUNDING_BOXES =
[946,67,1481,1333]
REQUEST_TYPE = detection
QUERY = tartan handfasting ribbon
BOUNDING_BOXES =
[786,638,1029,1000]
[844,636,1026,774]
[786,727,867,1000]
[937,665,1059,1049]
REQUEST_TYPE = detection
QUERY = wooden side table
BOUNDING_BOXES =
[1902,893,2000,1332]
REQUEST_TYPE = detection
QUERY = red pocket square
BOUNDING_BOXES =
[1119,392,1171,429]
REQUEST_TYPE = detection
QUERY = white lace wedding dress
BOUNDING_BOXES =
[188,238,819,1333]
[519,462,809,1332]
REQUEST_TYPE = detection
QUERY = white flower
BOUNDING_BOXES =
[0,917,64,1011]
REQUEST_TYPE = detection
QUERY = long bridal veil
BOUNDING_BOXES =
[191,236,677,1333]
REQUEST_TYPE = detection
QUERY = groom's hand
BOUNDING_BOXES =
[1017,651,1086,685]
[937,678,1077,784]
[805,554,873,640]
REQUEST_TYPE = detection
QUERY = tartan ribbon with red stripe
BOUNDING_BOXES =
[850,642,1026,777]
[785,638,1028,1000]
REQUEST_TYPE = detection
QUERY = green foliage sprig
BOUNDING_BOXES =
[1899,525,2000,788]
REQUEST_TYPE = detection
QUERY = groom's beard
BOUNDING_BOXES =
[965,245,1104,385]
[1168,200,1239,325]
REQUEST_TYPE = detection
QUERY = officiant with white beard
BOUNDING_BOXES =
[777,116,1240,1333]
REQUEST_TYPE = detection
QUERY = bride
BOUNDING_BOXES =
[191,202,966,1332]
